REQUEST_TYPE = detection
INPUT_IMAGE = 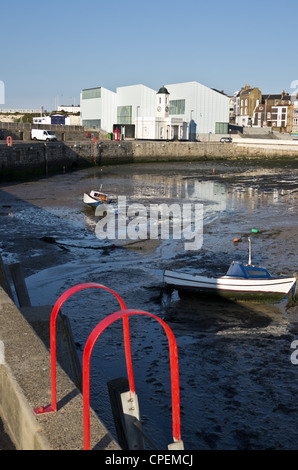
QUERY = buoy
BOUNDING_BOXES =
[213,168,215,174]
[251,228,258,233]
[233,238,239,243]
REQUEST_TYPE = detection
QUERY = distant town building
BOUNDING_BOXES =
[32,114,80,126]
[57,105,80,114]
[253,91,292,132]
[0,108,44,114]
[33,114,71,125]
[292,100,298,136]
[235,84,262,127]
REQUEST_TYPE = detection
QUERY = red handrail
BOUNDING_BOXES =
[34,283,134,414]
[82,309,181,450]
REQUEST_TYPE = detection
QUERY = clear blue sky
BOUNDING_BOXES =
[1,0,297,111]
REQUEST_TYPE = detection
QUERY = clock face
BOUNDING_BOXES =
[157,106,161,112]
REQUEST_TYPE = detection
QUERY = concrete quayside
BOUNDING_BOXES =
[0,255,122,450]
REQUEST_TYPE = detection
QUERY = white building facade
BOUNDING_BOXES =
[80,86,116,132]
[165,81,229,136]
[80,81,230,139]
[116,84,156,138]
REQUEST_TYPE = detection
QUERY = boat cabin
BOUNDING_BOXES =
[225,261,271,279]
[90,190,108,201]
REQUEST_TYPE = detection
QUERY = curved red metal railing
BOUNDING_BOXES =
[34,283,134,414]
[82,309,181,450]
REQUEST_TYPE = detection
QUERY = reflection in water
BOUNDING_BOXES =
[228,186,298,212]
[130,172,227,210]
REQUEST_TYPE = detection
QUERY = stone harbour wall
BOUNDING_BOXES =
[1,139,298,181]
[0,142,98,179]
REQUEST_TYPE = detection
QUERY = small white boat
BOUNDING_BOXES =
[83,189,115,208]
[163,238,296,302]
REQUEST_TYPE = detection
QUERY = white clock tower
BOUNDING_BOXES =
[156,86,170,118]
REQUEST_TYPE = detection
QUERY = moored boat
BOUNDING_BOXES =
[83,190,115,208]
[163,238,296,302]
[163,262,296,302]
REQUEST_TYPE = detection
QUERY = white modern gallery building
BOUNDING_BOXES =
[80,81,230,140]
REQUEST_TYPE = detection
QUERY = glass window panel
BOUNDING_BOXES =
[82,88,101,100]
[82,119,101,128]
[169,99,185,115]
[117,106,132,124]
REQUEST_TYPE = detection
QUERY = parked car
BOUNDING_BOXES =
[220,137,232,143]
[0,130,4,140]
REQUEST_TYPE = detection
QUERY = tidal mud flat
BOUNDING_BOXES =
[0,159,298,450]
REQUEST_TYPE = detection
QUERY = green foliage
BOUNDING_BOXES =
[14,113,40,123]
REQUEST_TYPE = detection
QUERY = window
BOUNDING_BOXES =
[82,119,101,128]
[169,99,185,115]
[117,106,132,124]
[82,88,101,100]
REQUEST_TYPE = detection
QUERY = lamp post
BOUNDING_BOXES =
[136,106,140,140]
[189,110,194,141]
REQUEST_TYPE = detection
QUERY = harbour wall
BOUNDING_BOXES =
[0,139,298,180]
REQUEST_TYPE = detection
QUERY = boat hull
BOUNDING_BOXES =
[163,270,296,302]
[83,193,100,207]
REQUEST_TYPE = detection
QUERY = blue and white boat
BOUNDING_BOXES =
[163,239,296,302]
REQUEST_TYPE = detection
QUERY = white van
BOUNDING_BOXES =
[31,129,57,141]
